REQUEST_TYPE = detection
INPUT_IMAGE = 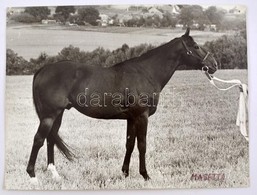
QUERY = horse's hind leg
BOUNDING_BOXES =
[46,111,64,181]
[26,113,60,184]
[47,111,64,165]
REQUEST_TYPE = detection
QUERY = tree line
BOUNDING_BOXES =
[9,6,100,26]
[6,32,247,75]
[8,5,246,31]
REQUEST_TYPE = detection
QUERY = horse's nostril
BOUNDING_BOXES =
[202,66,209,72]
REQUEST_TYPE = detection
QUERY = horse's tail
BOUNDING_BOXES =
[48,132,75,161]
[32,68,44,120]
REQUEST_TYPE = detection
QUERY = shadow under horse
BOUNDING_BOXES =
[26,28,218,182]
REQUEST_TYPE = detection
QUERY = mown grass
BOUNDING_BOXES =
[4,70,248,190]
[6,25,225,60]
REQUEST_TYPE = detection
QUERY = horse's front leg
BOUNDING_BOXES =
[122,118,136,177]
[136,111,150,180]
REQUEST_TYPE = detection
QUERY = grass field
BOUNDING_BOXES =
[6,24,226,60]
[4,70,248,190]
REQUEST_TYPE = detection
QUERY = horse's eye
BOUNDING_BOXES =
[194,45,200,49]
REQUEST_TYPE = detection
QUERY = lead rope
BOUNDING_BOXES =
[202,68,249,141]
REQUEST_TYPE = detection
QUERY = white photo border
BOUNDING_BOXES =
[1,0,256,194]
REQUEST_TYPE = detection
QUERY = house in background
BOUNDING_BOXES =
[117,14,133,26]
[97,14,115,26]
[144,7,164,19]
[160,5,181,16]
[229,6,243,15]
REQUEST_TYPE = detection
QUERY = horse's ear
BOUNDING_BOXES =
[184,27,190,37]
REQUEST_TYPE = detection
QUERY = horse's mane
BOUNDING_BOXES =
[112,37,181,67]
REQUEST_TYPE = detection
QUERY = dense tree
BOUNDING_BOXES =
[10,12,38,23]
[161,12,177,27]
[179,5,207,29]
[191,5,208,28]
[204,34,247,69]
[77,7,100,26]
[24,6,50,21]
[6,49,31,75]
[178,6,194,27]
[204,6,225,27]
[55,6,76,23]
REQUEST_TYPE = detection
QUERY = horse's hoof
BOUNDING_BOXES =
[30,177,39,185]
[122,170,129,178]
[140,172,151,181]
[52,174,61,182]
[47,163,61,182]
[144,175,151,181]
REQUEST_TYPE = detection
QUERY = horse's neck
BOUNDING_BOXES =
[136,40,182,90]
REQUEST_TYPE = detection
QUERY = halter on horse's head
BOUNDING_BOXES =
[180,28,218,74]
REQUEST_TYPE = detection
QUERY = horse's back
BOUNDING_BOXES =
[34,60,77,83]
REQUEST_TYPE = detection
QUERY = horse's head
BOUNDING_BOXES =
[180,28,218,74]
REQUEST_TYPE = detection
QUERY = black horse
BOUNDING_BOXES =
[26,28,217,183]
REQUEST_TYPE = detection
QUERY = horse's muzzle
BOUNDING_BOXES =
[208,67,217,74]
[202,65,217,75]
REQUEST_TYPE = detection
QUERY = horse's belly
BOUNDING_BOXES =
[73,105,129,119]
